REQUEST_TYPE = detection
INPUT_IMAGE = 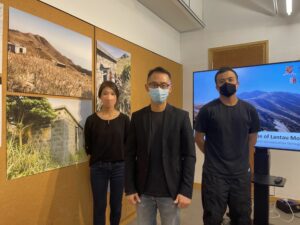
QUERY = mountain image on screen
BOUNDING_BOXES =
[238,91,300,132]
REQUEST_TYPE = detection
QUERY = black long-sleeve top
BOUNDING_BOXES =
[84,112,130,166]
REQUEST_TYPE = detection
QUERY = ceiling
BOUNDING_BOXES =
[224,0,300,17]
[138,0,300,33]
[137,0,205,32]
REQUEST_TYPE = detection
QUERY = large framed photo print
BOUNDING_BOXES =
[7,8,93,98]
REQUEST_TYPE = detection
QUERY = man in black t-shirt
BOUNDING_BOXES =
[125,67,196,225]
[195,67,260,225]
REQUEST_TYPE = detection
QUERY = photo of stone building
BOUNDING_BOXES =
[96,41,131,115]
[6,96,92,179]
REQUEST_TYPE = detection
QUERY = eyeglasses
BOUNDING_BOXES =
[148,82,171,89]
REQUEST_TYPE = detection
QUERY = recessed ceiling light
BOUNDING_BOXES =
[286,0,293,16]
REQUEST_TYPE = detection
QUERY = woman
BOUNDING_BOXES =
[84,81,130,225]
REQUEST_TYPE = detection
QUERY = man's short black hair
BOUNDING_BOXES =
[214,67,238,83]
[147,66,171,81]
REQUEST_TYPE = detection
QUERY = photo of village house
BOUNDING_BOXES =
[96,41,131,116]
[7,7,92,98]
[6,95,92,180]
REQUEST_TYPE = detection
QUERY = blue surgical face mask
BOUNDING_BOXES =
[149,87,169,103]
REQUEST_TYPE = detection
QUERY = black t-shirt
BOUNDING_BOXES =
[195,99,260,177]
[84,112,130,166]
[144,111,170,197]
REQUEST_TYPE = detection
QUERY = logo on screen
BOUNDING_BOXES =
[283,66,297,84]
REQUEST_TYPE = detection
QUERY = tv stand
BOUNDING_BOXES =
[253,147,286,225]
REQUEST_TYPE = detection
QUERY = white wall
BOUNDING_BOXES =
[181,0,300,199]
[39,0,181,63]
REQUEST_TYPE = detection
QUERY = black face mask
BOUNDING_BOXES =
[219,83,236,97]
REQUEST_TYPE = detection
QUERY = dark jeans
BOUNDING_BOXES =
[90,161,125,225]
[202,171,251,225]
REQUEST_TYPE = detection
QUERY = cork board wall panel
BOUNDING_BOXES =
[0,0,183,225]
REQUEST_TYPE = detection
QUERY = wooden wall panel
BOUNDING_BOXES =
[95,28,183,112]
[95,22,183,225]
[0,0,94,225]
[0,1,183,225]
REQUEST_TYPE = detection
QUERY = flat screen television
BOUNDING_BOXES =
[193,61,300,151]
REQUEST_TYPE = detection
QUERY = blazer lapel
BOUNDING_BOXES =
[162,104,172,149]
[142,106,151,155]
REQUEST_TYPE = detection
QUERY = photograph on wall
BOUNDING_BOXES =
[0,3,3,147]
[7,7,92,98]
[6,95,92,179]
[96,41,131,115]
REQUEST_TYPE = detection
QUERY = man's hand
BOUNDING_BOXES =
[126,193,141,205]
[174,194,191,208]
[195,132,205,154]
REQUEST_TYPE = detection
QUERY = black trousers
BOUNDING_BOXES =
[201,171,251,225]
[90,161,125,225]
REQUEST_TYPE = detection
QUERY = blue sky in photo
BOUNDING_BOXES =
[48,98,92,127]
[194,61,300,105]
[9,7,92,70]
[97,41,130,59]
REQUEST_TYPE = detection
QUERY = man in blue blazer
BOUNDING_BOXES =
[125,66,196,225]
